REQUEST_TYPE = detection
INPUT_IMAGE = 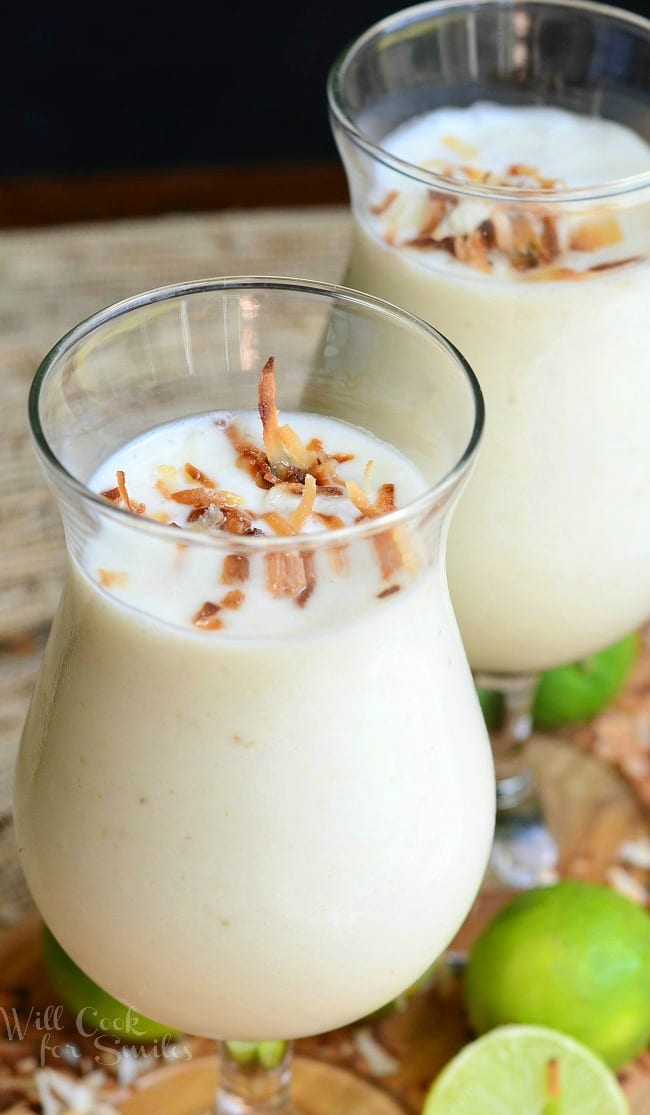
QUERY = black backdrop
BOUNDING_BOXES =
[2,0,649,179]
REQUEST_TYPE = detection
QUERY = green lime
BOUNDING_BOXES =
[464,881,650,1069]
[475,685,504,732]
[532,632,638,730]
[225,1040,287,1069]
[42,926,177,1041]
[423,1025,628,1114]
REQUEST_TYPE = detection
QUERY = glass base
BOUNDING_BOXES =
[216,1045,404,1114]
[490,793,559,890]
[117,1051,406,1115]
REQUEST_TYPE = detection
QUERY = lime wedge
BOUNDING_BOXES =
[423,1025,628,1115]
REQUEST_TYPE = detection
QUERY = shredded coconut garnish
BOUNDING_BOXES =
[258,355,286,468]
[192,601,223,630]
[184,462,217,487]
[101,472,145,515]
[99,357,410,626]
[221,554,250,584]
[372,164,636,276]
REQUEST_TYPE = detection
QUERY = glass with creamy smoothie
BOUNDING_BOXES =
[15,278,493,1113]
[328,0,650,886]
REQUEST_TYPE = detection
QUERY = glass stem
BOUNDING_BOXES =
[475,671,538,812]
[216,1041,294,1115]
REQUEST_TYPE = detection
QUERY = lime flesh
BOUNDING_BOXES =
[423,1025,629,1115]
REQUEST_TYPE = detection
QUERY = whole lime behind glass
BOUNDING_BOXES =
[464,881,650,1069]
[42,926,177,1041]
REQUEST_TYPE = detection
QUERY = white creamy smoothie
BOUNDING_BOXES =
[346,104,650,673]
[15,360,494,1040]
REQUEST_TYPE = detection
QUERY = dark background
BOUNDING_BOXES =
[1,0,649,225]
[2,1,402,179]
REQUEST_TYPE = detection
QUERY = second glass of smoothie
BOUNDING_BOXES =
[328,0,650,886]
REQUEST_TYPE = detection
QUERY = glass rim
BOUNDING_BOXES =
[29,275,485,554]
[327,0,650,204]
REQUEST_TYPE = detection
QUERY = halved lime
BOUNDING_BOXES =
[423,1025,628,1114]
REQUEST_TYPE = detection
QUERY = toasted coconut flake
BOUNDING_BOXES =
[370,190,398,216]
[265,552,308,598]
[377,583,400,599]
[263,511,296,537]
[116,470,132,510]
[169,486,244,509]
[184,462,217,487]
[589,256,642,272]
[375,483,396,514]
[312,484,344,497]
[419,196,448,235]
[155,477,173,499]
[311,458,343,489]
[373,529,406,581]
[221,507,259,535]
[363,459,374,493]
[570,215,623,252]
[328,546,349,575]
[346,480,380,518]
[226,423,279,489]
[97,569,129,589]
[290,473,317,531]
[157,464,177,481]
[285,464,308,484]
[192,601,223,630]
[313,512,348,575]
[506,163,563,189]
[441,134,479,160]
[258,355,286,468]
[279,424,317,470]
[221,554,250,584]
[313,512,345,531]
[99,486,121,505]
[373,163,574,273]
[220,589,245,610]
[508,213,557,271]
[296,549,317,607]
[149,510,170,523]
[462,228,492,272]
[187,504,226,530]
[115,470,145,515]
[273,480,308,496]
